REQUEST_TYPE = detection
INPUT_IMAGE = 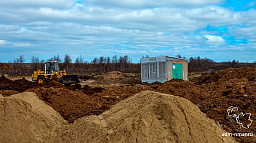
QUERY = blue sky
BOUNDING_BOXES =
[0,0,256,63]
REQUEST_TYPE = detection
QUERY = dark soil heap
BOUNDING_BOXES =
[192,67,256,84]
[0,75,38,92]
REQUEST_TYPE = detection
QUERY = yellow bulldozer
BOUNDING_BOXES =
[32,61,79,86]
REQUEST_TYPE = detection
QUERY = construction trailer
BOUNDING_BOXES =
[141,56,188,83]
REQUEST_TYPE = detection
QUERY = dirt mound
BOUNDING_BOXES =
[63,91,236,143]
[68,84,103,95]
[1,91,236,143]
[102,71,126,82]
[92,85,153,110]
[0,92,66,143]
[0,90,19,96]
[0,76,38,92]
[25,85,152,123]
[94,71,128,84]
[0,75,65,94]
[41,80,65,88]
[192,67,256,84]
[156,69,256,143]
[26,87,104,123]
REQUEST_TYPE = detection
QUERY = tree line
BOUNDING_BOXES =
[188,56,256,72]
[0,54,255,75]
[0,55,140,75]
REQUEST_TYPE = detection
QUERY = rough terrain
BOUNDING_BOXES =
[0,67,256,142]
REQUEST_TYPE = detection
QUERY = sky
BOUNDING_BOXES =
[0,0,256,63]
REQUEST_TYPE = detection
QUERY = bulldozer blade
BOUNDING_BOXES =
[61,75,80,84]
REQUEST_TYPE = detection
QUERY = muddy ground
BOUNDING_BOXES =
[1,68,256,143]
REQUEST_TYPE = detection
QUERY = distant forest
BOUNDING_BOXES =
[0,54,255,75]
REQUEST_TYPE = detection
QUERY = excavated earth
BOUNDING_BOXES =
[1,91,236,143]
[1,67,256,142]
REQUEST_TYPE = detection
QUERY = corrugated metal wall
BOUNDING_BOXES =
[141,61,167,82]
[149,62,157,79]
[159,62,166,78]
[141,63,148,79]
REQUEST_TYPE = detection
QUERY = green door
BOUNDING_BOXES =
[172,64,183,79]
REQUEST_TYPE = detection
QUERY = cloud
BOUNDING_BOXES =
[204,35,226,45]
[0,0,256,63]
[0,0,73,9]
[0,3,241,34]
[243,1,256,9]
[226,24,256,42]
[0,40,6,45]
[84,0,225,8]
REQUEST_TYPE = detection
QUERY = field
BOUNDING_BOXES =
[1,67,256,142]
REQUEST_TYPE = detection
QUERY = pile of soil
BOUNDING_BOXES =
[0,90,19,96]
[93,71,141,85]
[98,85,152,99]
[0,91,236,143]
[101,71,126,83]
[25,85,152,123]
[26,87,103,123]
[68,84,103,95]
[192,67,256,84]
[0,75,63,93]
[155,68,256,143]
[95,91,236,143]
[0,75,38,92]
[0,92,66,143]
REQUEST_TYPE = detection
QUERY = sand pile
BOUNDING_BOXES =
[0,91,236,143]
[64,91,236,143]
[0,92,67,143]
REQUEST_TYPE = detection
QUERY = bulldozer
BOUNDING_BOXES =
[32,61,79,86]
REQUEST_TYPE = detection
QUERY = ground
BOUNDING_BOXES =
[1,68,256,142]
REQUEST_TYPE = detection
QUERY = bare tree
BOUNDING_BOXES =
[55,55,62,63]
[119,56,124,71]
[106,57,111,71]
[99,56,104,72]
[188,57,215,71]
[31,56,40,71]
[112,55,118,71]
[48,55,62,62]
[18,55,25,63]
[40,59,45,69]
[92,57,98,71]
[74,55,85,72]
[64,54,72,71]
[123,55,129,69]
[13,58,19,74]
